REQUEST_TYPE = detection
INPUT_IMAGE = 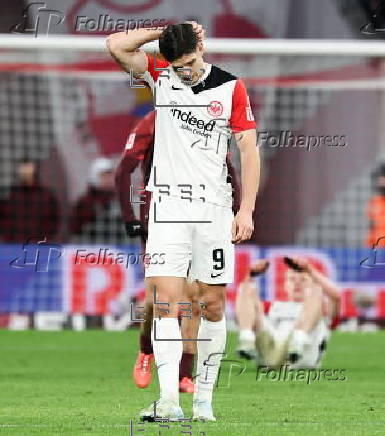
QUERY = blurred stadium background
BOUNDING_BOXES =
[1,1,385,330]
[1,1,385,435]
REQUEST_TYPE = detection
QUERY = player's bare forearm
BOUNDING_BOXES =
[292,257,341,304]
[238,129,259,213]
[106,29,163,73]
[232,129,259,243]
[310,267,341,304]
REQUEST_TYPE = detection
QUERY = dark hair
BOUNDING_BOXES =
[159,23,198,63]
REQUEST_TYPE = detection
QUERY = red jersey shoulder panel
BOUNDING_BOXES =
[146,53,169,82]
[229,79,256,133]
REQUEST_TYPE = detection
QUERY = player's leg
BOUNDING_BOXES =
[133,282,154,388]
[288,284,323,364]
[179,279,200,393]
[253,286,289,368]
[133,277,199,391]
[133,232,155,389]
[235,260,269,359]
[290,319,330,369]
[140,276,185,421]
[235,280,258,359]
[191,202,234,421]
[140,195,192,421]
[193,281,226,422]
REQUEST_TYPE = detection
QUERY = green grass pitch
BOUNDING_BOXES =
[0,330,384,435]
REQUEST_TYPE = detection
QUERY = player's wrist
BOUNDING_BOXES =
[238,205,254,214]
[142,28,164,41]
[306,264,316,276]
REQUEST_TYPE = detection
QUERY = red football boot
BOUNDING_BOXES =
[179,377,196,393]
[133,352,154,388]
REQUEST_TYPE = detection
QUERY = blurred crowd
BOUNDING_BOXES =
[2,157,385,247]
[0,157,124,244]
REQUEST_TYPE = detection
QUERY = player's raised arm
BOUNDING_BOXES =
[291,257,341,317]
[292,257,341,303]
[106,29,164,74]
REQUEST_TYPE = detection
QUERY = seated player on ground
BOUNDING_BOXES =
[235,257,341,368]
[115,110,241,392]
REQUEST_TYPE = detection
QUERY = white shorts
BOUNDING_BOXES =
[144,194,234,284]
[256,316,330,369]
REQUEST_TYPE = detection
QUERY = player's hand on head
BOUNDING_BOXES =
[291,257,311,272]
[185,21,205,42]
[250,259,270,275]
[231,209,254,243]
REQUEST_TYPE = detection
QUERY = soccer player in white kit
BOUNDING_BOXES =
[235,257,341,368]
[107,22,259,421]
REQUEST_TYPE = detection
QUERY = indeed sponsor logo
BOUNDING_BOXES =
[170,108,216,131]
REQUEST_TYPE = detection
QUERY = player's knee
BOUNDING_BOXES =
[189,293,201,318]
[242,284,257,301]
[149,291,179,317]
[201,299,225,322]
[192,304,201,318]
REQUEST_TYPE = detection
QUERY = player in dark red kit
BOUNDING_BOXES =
[115,109,241,394]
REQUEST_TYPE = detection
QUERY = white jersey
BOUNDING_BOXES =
[141,54,256,208]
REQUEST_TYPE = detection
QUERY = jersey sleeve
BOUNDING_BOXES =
[229,79,256,133]
[141,53,169,90]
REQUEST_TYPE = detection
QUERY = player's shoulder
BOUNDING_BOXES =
[143,53,169,84]
[208,64,238,85]
[191,64,239,95]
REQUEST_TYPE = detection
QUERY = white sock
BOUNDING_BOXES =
[239,329,256,343]
[194,316,226,404]
[151,317,182,404]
